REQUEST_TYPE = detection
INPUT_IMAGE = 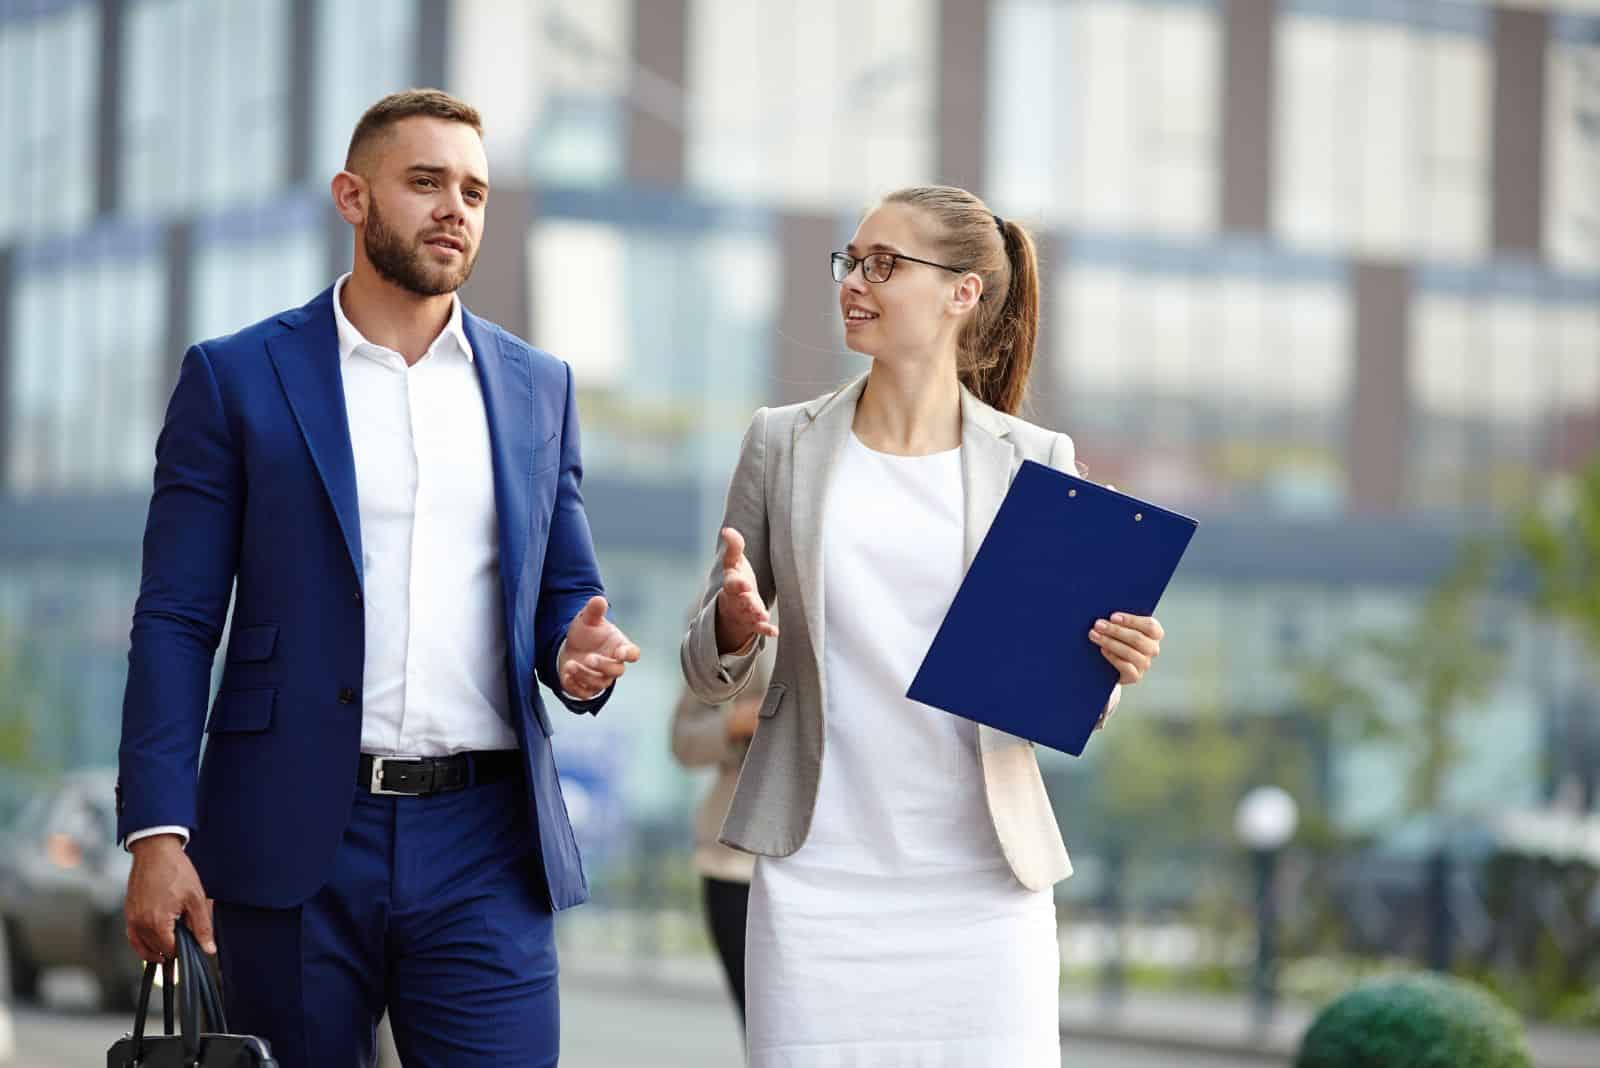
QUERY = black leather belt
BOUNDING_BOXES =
[357,751,521,796]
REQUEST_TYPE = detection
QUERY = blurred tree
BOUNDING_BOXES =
[1294,543,1506,816]
[0,626,38,768]
[1519,454,1600,807]
[1519,456,1600,658]
[1088,699,1332,850]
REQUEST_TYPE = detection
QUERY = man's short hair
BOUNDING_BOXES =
[345,89,483,172]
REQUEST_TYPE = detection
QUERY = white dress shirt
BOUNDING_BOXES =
[127,276,526,848]
[332,274,518,757]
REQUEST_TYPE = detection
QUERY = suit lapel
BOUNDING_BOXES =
[463,311,534,609]
[266,288,363,584]
[790,375,867,652]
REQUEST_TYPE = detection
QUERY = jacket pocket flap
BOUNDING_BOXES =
[207,688,276,733]
[758,683,787,719]
[226,624,278,663]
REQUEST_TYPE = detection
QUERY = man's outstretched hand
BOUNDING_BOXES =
[559,596,640,700]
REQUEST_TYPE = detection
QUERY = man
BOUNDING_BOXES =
[116,89,638,1067]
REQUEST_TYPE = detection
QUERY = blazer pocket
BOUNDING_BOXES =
[758,683,787,719]
[225,624,278,663]
[207,687,276,734]
[532,427,561,474]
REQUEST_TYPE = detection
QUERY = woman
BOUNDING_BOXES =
[679,186,1165,1066]
[668,632,775,1028]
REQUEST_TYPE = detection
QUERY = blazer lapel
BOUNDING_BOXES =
[266,288,363,584]
[790,374,867,654]
[959,387,1031,753]
[463,311,534,611]
[959,387,1017,569]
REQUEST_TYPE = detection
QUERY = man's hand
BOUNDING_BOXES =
[125,834,214,961]
[714,528,778,655]
[559,596,641,700]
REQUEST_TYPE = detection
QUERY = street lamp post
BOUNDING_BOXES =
[1235,785,1299,1033]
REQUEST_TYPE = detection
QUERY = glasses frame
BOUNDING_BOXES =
[831,250,968,285]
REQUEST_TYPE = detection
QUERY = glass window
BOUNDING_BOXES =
[528,0,631,187]
[1409,272,1600,510]
[531,216,776,483]
[122,0,291,217]
[686,0,936,210]
[1545,17,1600,272]
[8,239,167,492]
[0,2,98,242]
[989,0,1220,235]
[1057,244,1350,513]
[312,0,418,182]
[1274,6,1489,260]
[189,198,327,342]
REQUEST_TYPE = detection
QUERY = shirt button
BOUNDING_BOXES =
[337,687,356,704]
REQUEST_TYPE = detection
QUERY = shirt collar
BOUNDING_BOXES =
[331,273,474,364]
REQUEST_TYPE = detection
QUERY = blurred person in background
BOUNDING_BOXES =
[681,186,1165,1067]
[669,620,776,1030]
[115,89,638,1068]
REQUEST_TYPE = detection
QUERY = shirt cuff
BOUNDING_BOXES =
[715,633,763,683]
[555,637,572,698]
[124,825,189,851]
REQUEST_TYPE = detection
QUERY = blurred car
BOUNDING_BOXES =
[0,768,143,1010]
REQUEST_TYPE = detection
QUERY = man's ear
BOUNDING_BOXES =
[331,171,368,227]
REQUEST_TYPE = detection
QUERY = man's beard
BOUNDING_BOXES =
[363,197,477,297]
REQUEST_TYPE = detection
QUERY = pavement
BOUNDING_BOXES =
[6,953,1596,1066]
[567,951,1600,1068]
[10,971,1260,1067]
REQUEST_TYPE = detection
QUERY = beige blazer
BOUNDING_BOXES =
[668,638,775,884]
[680,374,1114,891]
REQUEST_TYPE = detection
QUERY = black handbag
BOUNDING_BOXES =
[107,920,277,1067]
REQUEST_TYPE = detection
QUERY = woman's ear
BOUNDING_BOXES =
[949,271,984,316]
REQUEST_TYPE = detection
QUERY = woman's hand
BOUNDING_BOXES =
[714,527,778,655]
[1089,613,1163,684]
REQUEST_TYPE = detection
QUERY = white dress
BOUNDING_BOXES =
[745,433,1061,1068]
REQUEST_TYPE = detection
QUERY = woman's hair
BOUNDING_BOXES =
[882,186,1039,415]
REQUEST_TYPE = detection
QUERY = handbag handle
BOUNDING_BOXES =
[125,919,227,1065]
[173,919,228,1061]
[128,956,178,1062]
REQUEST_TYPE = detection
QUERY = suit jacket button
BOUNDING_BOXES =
[337,687,356,704]
[353,588,362,602]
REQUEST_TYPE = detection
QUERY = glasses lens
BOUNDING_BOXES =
[863,254,893,283]
[830,253,851,283]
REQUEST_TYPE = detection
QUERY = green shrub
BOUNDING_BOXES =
[1295,972,1532,1068]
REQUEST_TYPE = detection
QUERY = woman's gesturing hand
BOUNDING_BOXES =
[714,527,778,654]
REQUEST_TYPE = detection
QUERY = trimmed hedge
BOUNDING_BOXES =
[1295,972,1532,1068]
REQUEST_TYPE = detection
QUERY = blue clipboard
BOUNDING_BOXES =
[906,461,1198,756]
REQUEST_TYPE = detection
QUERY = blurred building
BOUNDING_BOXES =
[1,0,1597,839]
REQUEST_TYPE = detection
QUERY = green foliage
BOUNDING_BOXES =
[1519,456,1600,658]
[0,625,40,768]
[1293,543,1506,815]
[1295,972,1532,1068]
[1092,701,1258,849]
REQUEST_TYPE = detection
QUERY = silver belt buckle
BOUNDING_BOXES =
[370,756,411,796]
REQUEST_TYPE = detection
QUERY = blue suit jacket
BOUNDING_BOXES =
[116,285,610,911]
